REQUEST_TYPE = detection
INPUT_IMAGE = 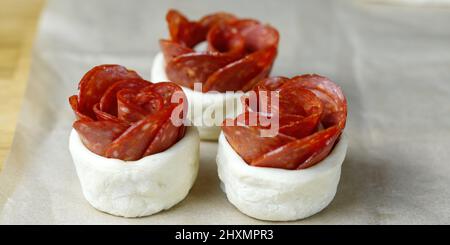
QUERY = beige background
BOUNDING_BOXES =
[1,0,450,224]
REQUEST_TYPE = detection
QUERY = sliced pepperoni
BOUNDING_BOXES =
[223,74,347,170]
[256,76,290,91]
[93,103,125,124]
[289,74,347,129]
[70,64,190,161]
[78,65,141,118]
[69,95,93,121]
[231,19,279,53]
[251,126,341,169]
[241,64,273,92]
[278,113,321,139]
[145,82,185,106]
[162,10,279,92]
[244,77,289,113]
[165,53,235,89]
[166,10,237,49]
[73,120,128,156]
[148,82,188,126]
[240,93,257,113]
[166,9,205,48]
[242,87,274,114]
[116,89,163,123]
[199,12,237,30]
[278,87,323,117]
[99,79,150,116]
[206,23,245,60]
[159,39,193,63]
[144,119,181,156]
[177,125,187,140]
[104,105,174,161]
[296,132,340,170]
[203,46,277,92]
[222,112,295,163]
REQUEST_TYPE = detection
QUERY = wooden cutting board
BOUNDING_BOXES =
[0,0,45,169]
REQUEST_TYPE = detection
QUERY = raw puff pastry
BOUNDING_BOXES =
[216,132,348,221]
[69,126,200,218]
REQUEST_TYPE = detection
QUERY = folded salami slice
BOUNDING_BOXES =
[69,95,93,122]
[202,46,277,92]
[104,105,174,161]
[99,79,150,115]
[222,112,296,164]
[69,65,188,161]
[222,74,347,170]
[77,65,142,119]
[165,52,237,90]
[72,120,129,156]
[161,9,279,92]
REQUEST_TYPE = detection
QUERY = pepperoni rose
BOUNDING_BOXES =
[160,9,279,92]
[222,74,347,170]
[69,64,187,161]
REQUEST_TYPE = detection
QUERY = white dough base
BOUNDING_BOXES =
[151,52,243,140]
[216,132,348,221]
[69,127,200,218]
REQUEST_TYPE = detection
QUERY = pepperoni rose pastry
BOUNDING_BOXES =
[152,9,279,140]
[68,64,199,218]
[217,74,348,221]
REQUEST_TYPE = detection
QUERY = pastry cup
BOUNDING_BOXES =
[216,132,348,221]
[69,126,200,218]
[151,52,243,140]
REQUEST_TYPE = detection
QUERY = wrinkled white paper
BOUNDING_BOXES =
[1,0,450,224]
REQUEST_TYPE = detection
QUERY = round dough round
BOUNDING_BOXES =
[69,126,200,218]
[216,132,348,221]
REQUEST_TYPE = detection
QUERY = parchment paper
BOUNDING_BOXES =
[1,0,450,224]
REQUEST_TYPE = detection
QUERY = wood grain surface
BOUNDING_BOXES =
[0,0,45,169]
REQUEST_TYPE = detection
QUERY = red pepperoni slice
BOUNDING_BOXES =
[278,113,321,139]
[289,74,347,129]
[177,125,186,140]
[231,19,279,53]
[78,65,141,118]
[278,87,323,116]
[166,9,205,48]
[222,112,295,163]
[296,132,340,170]
[166,53,235,89]
[144,119,181,156]
[73,120,128,156]
[243,77,289,113]
[199,12,237,30]
[146,82,185,106]
[69,95,93,121]
[93,103,125,124]
[148,82,188,126]
[206,23,245,60]
[159,39,193,63]
[251,126,341,169]
[116,89,163,123]
[256,76,290,91]
[203,46,277,92]
[242,83,276,113]
[240,64,273,92]
[104,105,174,161]
[99,79,150,116]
